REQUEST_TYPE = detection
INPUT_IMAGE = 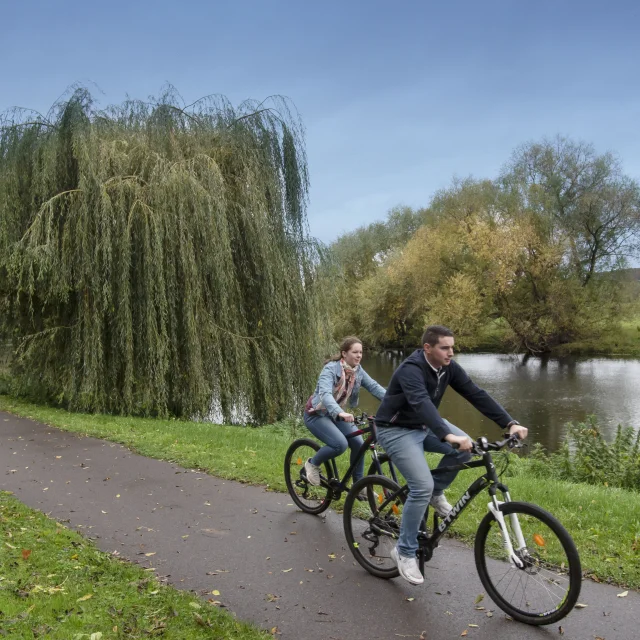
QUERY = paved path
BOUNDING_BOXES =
[0,412,637,640]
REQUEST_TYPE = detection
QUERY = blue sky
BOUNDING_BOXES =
[2,0,639,244]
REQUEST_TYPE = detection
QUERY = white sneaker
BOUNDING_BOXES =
[430,493,453,518]
[304,458,321,486]
[391,546,424,585]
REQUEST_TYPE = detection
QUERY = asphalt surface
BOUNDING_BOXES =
[0,411,637,640]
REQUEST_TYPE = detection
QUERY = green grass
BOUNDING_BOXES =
[0,491,269,639]
[472,315,640,357]
[0,396,638,591]
[557,317,640,357]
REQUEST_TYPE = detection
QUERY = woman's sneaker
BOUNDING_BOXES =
[304,458,321,486]
[391,546,424,585]
[430,493,453,518]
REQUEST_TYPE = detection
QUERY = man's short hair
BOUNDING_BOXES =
[422,325,454,347]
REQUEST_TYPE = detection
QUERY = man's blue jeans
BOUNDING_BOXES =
[377,420,471,558]
[304,412,365,482]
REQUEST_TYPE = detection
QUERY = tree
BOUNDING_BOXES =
[0,87,328,423]
[502,136,640,285]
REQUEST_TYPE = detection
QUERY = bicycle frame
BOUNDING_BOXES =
[376,445,525,569]
[321,418,399,498]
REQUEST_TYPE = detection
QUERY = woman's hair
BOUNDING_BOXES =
[325,336,363,363]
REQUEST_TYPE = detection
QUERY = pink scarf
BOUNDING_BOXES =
[305,360,359,414]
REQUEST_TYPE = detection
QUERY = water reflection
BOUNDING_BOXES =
[358,352,640,453]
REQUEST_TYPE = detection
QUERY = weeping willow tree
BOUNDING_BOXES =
[0,86,329,423]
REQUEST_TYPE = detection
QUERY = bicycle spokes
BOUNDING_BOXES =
[476,503,581,624]
[284,440,333,514]
[344,475,404,578]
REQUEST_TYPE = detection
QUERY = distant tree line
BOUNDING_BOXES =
[327,137,640,354]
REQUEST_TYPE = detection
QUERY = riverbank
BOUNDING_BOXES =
[470,317,640,357]
[0,395,638,590]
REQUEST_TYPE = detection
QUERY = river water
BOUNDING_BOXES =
[356,352,640,453]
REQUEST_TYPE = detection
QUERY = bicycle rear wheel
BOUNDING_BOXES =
[343,475,403,579]
[284,438,333,515]
[366,453,400,512]
[474,501,581,625]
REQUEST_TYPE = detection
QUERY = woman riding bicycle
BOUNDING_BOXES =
[303,336,386,488]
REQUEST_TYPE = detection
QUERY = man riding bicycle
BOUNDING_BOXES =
[375,325,528,585]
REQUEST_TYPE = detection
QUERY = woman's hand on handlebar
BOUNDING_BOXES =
[338,412,355,423]
[445,433,473,451]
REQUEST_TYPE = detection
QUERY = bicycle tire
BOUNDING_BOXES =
[474,501,581,625]
[344,474,403,579]
[284,438,333,515]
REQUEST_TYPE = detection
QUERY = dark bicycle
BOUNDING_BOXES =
[343,433,582,625]
[284,414,398,515]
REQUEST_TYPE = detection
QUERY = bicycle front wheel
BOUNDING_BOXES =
[284,439,333,515]
[474,501,581,625]
[343,475,403,579]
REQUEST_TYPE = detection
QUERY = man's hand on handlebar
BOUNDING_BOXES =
[509,423,528,440]
[445,433,473,452]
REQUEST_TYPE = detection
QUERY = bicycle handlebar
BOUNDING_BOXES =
[449,433,521,452]
[472,433,522,454]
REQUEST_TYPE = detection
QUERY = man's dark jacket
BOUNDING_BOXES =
[375,349,515,441]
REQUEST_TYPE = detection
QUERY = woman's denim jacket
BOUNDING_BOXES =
[307,360,386,420]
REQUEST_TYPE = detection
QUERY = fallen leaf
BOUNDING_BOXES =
[56,456,62,459]
[101,510,107,514]
[144,552,156,557]
[486,612,493,618]
[617,590,628,598]
[211,590,220,596]
[90,633,103,640]
[21,549,32,560]
[328,553,337,559]
[474,593,484,604]
[281,568,293,573]
[116,494,120,498]
[77,594,93,602]
[574,603,588,609]
[461,631,468,637]
[558,626,564,635]
[189,602,201,609]
[406,597,415,602]
[468,624,479,628]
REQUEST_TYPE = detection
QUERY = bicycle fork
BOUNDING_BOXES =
[488,494,525,569]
